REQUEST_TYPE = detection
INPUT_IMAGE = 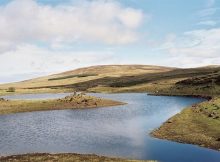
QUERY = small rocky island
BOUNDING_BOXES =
[0,93,125,115]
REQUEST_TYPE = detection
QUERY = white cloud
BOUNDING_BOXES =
[160,28,220,57]
[0,0,146,82]
[0,0,144,53]
[0,44,116,77]
[161,55,220,68]
[157,28,220,67]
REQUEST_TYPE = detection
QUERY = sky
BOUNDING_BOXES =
[0,0,220,83]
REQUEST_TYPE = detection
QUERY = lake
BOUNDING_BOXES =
[0,93,220,162]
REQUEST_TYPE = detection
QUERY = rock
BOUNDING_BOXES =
[0,98,6,101]
[216,138,220,141]
[167,120,172,123]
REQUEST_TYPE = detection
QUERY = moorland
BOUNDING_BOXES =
[0,64,220,160]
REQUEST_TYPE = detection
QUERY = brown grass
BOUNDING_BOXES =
[151,98,220,151]
[0,153,156,162]
[0,94,125,115]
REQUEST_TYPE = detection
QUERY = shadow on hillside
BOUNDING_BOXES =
[27,67,220,91]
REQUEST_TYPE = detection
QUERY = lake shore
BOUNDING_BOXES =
[0,93,125,115]
[0,153,155,162]
[151,96,220,151]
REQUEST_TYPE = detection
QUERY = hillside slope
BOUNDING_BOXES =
[0,65,219,95]
[0,65,174,94]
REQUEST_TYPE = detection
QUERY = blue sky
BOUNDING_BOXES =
[0,0,220,83]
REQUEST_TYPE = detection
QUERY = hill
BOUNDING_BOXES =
[0,65,220,95]
[0,65,174,95]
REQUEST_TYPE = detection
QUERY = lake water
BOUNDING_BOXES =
[0,93,220,162]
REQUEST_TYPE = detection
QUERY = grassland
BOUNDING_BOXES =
[0,93,124,115]
[1,65,219,95]
[0,65,174,95]
[0,153,155,162]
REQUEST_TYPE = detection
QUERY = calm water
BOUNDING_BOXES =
[0,93,220,162]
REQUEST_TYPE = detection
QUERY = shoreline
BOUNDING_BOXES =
[0,153,155,162]
[0,93,125,115]
[151,96,220,151]
[147,92,213,100]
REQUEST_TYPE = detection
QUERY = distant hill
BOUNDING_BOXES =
[0,65,174,89]
[59,65,174,75]
[0,65,219,96]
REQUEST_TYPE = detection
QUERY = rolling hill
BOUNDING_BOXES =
[0,65,219,96]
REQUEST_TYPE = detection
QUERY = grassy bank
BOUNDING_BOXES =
[0,153,156,162]
[151,97,220,151]
[0,94,125,115]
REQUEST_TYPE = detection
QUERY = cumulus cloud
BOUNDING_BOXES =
[161,54,220,68]
[0,44,115,77]
[157,28,220,67]
[0,0,146,82]
[0,0,144,53]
